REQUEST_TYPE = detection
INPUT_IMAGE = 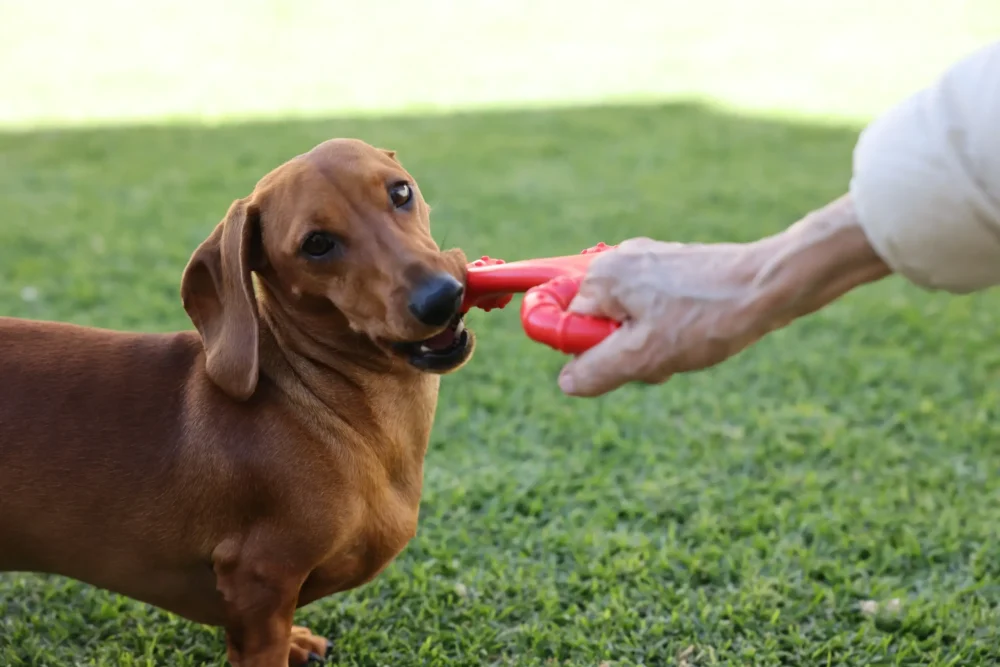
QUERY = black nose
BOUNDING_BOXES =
[409,272,464,327]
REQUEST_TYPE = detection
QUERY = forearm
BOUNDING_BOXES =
[746,194,892,328]
[559,196,893,397]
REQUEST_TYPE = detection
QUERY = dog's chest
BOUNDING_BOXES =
[300,487,419,603]
[296,376,440,604]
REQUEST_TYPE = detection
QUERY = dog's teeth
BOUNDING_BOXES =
[419,345,431,353]
[455,320,465,335]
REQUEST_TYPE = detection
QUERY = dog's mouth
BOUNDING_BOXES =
[390,312,472,372]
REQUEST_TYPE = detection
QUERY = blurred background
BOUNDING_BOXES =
[2,0,997,128]
[3,3,1000,666]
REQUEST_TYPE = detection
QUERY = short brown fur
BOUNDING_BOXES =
[0,139,474,666]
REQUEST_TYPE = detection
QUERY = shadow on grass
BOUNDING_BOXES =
[5,102,1000,666]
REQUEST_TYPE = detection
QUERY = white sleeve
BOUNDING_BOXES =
[849,41,1000,293]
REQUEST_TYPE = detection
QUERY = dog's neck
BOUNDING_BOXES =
[254,280,406,388]
[252,280,438,499]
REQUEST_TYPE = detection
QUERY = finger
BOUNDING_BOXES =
[566,291,604,317]
[568,272,630,322]
[558,322,649,397]
[567,268,614,314]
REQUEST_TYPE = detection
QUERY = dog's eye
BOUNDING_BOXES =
[389,182,412,208]
[300,232,339,259]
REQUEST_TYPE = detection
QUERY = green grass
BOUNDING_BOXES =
[4,101,1000,666]
[6,5,1000,665]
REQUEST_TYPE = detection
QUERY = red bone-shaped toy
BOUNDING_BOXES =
[460,242,621,355]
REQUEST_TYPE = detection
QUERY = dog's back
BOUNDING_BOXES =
[0,318,200,571]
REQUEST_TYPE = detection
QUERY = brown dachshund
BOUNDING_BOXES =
[0,138,477,666]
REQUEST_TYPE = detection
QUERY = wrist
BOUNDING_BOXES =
[744,194,892,327]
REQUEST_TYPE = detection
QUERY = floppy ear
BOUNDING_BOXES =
[181,197,261,401]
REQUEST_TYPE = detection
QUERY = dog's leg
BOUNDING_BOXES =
[213,541,325,667]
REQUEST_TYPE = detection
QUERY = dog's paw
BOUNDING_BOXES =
[288,626,331,665]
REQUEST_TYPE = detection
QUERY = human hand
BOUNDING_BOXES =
[556,236,778,397]
[556,196,892,397]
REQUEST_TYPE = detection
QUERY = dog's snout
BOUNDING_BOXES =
[409,272,464,327]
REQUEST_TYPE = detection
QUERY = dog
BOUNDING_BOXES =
[0,138,477,666]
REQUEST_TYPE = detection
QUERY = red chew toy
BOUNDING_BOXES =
[461,243,621,355]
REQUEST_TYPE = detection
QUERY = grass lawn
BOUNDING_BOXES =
[4,2,1000,665]
[3,101,1000,666]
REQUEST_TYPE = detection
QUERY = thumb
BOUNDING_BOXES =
[558,322,646,397]
[567,275,629,323]
[566,291,603,318]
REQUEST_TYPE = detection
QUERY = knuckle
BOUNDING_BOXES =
[585,251,621,279]
[619,236,656,251]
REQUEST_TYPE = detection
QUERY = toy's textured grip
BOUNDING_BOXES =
[462,242,620,354]
[460,256,514,313]
[521,275,621,354]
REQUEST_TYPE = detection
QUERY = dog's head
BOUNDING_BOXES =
[180,138,474,400]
